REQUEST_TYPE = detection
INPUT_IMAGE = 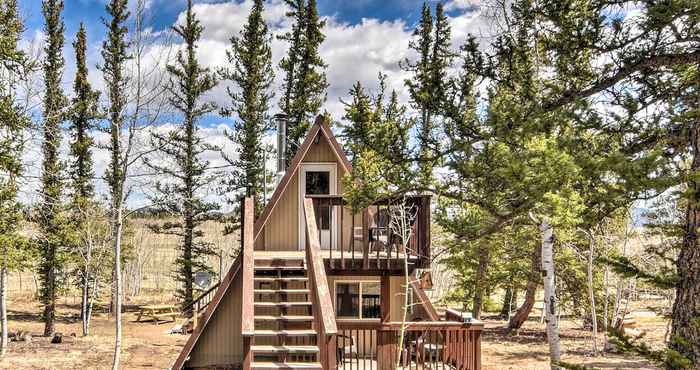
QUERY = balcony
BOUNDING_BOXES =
[305,195,432,273]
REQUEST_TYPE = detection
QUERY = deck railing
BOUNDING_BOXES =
[182,281,220,318]
[336,320,482,370]
[303,197,339,369]
[307,195,431,271]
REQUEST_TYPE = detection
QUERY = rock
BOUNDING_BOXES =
[51,332,63,344]
[18,331,32,343]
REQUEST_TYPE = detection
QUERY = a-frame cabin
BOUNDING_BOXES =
[172,116,483,370]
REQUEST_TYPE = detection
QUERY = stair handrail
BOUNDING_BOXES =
[303,197,337,335]
[181,281,221,315]
[303,198,337,369]
[241,197,255,337]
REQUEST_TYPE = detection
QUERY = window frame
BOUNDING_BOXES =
[334,280,381,320]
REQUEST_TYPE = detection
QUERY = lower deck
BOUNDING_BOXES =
[254,250,421,275]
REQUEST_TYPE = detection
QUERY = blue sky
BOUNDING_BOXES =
[16,0,487,207]
[20,0,459,47]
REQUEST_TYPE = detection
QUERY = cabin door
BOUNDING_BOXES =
[299,163,337,250]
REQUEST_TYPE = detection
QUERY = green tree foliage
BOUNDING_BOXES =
[219,0,274,213]
[69,24,98,213]
[279,0,328,162]
[0,0,32,356]
[340,74,411,211]
[99,0,130,367]
[145,0,219,311]
[38,0,69,337]
[67,23,101,336]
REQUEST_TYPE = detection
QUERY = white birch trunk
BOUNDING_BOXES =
[0,265,8,358]
[540,218,561,368]
[603,266,610,350]
[587,234,598,356]
[111,206,123,370]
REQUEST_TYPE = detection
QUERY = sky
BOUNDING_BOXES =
[16,0,492,209]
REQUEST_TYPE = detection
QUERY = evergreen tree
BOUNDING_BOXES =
[69,24,97,213]
[278,0,305,125]
[401,2,432,187]
[145,0,219,312]
[0,0,31,357]
[279,0,327,162]
[68,23,100,336]
[99,0,130,367]
[219,0,274,212]
[38,0,68,337]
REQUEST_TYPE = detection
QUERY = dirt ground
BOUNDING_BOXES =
[0,297,666,370]
[0,297,186,370]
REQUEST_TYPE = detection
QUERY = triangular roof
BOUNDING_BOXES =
[171,115,351,370]
[253,115,352,242]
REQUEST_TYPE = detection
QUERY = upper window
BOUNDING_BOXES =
[305,171,330,195]
[335,281,380,319]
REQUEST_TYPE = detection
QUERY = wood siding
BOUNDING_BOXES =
[328,275,407,322]
[262,133,348,251]
[186,269,244,368]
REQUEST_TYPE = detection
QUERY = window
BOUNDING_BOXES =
[306,171,330,230]
[335,281,381,319]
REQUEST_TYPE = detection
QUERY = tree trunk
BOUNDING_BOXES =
[540,219,561,369]
[111,206,123,370]
[603,266,610,350]
[507,243,542,331]
[81,271,89,336]
[500,285,517,319]
[587,233,598,356]
[672,111,700,366]
[1,265,8,358]
[472,244,489,320]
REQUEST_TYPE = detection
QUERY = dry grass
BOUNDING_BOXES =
[0,297,186,370]
[0,296,669,370]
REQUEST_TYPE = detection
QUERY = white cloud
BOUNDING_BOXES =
[19,0,490,207]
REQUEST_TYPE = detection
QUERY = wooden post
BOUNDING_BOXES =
[242,336,252,370]
[377,329,398,370]
[363,209,370,269]
[418,196,431,268]
[380,275,391,323]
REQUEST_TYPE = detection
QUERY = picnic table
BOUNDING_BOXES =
[136,304,179,325]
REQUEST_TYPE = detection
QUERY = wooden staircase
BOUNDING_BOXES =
[249,255,322,370]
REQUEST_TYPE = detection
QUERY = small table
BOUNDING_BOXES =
[136,304,178,325]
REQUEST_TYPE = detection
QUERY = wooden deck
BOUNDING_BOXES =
[254,250,419,274]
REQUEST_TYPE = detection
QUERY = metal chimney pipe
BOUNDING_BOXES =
[274,113,288,174]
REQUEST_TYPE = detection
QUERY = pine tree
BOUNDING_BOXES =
[38,0,68,337]
[219,0,274,212]
[68,23,100,337]
[340,81,374,163]
[278,0,305,123]
[145,0,219,312]
[280,0,327,162]
[0,0,30,357]
[401,2,432,187]
[99,0,130,367]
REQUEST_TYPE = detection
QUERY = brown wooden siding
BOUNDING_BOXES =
[261,134,348,251]
[327,275,407,321]
[186,270,244,368]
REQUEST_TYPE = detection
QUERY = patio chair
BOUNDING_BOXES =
[336,334,360,365]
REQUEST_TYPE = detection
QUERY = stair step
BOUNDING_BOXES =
[255,302,312,308]
[254,330,317,337]
[251,362,322,370]
[255,289,309,294]
[254,315,314,322]
[255,266,306,271]
[254,255,305,261]
[250,345,319,354]
[255,277,308,282]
